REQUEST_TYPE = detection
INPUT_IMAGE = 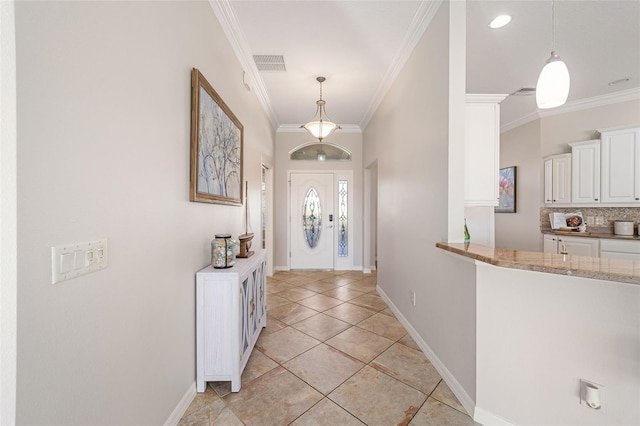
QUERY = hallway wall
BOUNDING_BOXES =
[14,2,274,424]
[363,0,477,410]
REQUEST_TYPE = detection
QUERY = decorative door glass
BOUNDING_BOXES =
[338,180,348,257]
[302,187,322,248]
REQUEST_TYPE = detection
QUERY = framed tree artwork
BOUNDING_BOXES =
[190,68,243,206]
[496,166,516,213]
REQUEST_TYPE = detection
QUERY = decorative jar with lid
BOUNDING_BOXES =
[211,234,237,268]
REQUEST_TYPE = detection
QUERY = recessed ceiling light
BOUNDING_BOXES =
[489,15,512,29]
[608,78,630,86]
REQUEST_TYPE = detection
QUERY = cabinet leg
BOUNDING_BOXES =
[231,379,241,393]
[197,380,205,393]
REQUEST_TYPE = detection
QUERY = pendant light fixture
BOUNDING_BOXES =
[301,76,341,142]
[536,0,570,109]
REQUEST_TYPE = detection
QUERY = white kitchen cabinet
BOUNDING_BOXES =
[600,126,640,203]
[559,236,600,257]
[196,249,266,393]
[544,154,572,205]
[543,234,559,254]
[464,94,507,206]
[569,140,601,204]
[600,238,640,260]
[543,234,599,257]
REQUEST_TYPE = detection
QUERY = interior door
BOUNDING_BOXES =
[290,172,334,269]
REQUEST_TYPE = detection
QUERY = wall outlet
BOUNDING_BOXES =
[595,216,605,225]
[410,290,416,306]
[580,379,603,410]
[586,216,595,226]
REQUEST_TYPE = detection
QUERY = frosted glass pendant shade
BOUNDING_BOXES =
[303,120,338,139]
[301,76,341,142]
[536,51,570,109]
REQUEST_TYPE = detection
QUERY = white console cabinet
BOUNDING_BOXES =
[196,249,266,393]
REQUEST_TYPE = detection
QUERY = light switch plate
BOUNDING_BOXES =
[52,238,108,284]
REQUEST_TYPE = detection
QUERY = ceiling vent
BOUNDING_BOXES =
[253,55,286,72]
[511,87,536,96]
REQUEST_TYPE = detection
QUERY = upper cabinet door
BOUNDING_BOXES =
[570,140,601,204]
[464,94,507,207]
[544,159,553,204]
[552,154,572,204]
[601,127,640,203]
[543,154,571,205]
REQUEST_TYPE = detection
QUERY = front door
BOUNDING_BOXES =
[290,172,334,269]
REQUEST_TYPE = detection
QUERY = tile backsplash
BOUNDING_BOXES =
[540,207,640,233]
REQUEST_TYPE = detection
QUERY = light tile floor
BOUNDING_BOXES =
[179,271,480,426]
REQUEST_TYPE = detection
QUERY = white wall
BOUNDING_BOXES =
[364,160,378,271]
[497,99,640,251]
[496,119,541,251]
[476,262,640,426]
[540,99,640,157]
[14,2,274,424]
[464,206,494,247]
[363,0,478,410]
[274,130,363,270]
[1,1,18,424]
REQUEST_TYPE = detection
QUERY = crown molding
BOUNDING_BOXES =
[359,0,444,130]
[500,111,540,133]
[501,87,640,133]
[538,87,640,118]
[208,0,279,130]
[277,124,362,134]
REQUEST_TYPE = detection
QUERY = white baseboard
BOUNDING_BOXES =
[275,266,367,272]
[164,381,196,426]
[376,286,477,420]
[474,407,515,426]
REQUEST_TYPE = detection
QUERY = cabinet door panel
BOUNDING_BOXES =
[558,236,599,257]
[600,251,640,260]
[601,129,640,203]
[552,155,572,204]
[543,235,558,253]
[544,160,553,204]
[600,239,640,253]
[464,101,500,206]
[571,141,600,203]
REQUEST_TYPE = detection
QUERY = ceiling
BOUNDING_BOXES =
[212,0,640,132]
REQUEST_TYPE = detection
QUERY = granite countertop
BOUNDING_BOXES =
[436,242,640,285]
[541,229,640,240]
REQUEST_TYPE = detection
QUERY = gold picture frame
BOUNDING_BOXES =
[190,68,243,206]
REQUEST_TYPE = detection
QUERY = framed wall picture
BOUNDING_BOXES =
[190,68,243,206]
[496,166,516,213]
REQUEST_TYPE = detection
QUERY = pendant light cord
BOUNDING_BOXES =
[551,0,556,52]
[318,81,324,120]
